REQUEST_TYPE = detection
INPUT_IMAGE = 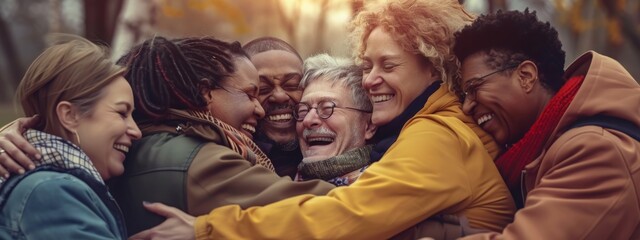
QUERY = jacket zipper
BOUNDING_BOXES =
[520,169,527,204]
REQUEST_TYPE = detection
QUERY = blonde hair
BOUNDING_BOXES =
[16,34,126,140]
[350,0,474,93]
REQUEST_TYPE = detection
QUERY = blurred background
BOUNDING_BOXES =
[1,0,639,125]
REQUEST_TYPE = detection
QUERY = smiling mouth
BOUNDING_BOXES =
[267,113,293,123]
[477,113,494,126]
[306,136,335,146]
[113,144,129,154]
[371,94,394,103]
[241,124,256,134]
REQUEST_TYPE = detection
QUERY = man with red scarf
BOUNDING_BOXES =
[454,9,640,239]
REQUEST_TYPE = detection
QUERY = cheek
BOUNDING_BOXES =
[295,122,304,135]
[289,91,302,102]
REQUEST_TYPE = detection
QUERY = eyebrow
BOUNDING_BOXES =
[362,54,402,61]
[301,96,339,105]
[259,72,301,80]
[282,73,302,82]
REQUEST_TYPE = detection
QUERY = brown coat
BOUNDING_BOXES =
[463,51,640,239]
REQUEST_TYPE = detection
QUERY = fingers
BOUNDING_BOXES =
[143,202,180,218]
[18,115,40,130]
[0,141,28,176]
[0,134,38,175]
[0,163,8,179]
[129,229,153,240]
[5,131,39,164]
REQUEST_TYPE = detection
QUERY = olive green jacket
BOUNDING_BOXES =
[109,109,334,236]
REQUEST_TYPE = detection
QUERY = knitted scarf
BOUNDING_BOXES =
[296,145,372,184]
[179,109,275,172]
[495,75,584,204]
[0,129,103,187]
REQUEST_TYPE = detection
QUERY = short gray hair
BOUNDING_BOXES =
[300,54,371,112]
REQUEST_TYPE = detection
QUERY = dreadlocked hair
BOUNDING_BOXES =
[117,36,249,123]
[453,9,566,92]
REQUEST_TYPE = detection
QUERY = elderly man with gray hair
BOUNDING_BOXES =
[293,54,377,186]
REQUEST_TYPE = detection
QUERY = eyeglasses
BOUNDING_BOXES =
[462,64,519,102]
[293,100,372,121]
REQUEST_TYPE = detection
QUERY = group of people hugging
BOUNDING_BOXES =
[0,0,639,239]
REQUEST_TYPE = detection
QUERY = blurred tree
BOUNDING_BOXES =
[84,0,124,45]
[0,16,18,102]
[488,0,508,12]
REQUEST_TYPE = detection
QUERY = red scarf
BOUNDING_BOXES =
[495,75,585,192]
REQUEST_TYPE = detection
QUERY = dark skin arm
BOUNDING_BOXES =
[0,116,41,177]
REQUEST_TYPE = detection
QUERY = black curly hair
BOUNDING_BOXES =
[453,9,566,92]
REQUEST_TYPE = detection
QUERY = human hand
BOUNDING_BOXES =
[0,116,41,178]
[129,202,196,240]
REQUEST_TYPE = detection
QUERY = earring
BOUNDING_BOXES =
[73,130,81,146]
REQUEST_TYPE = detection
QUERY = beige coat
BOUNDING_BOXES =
[463,51,640,239]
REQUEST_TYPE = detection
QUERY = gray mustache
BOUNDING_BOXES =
[302,127,337,139]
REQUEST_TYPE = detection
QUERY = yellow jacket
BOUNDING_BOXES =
[195,84,515,239]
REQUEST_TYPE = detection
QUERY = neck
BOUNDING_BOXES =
[533,87,556,123]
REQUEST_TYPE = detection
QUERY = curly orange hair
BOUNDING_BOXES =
[350,0,474,93]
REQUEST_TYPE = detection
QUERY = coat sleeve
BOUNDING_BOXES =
[194,118,475,239]
[461,128,640,240]
[20,176,121,239]
[186,142,335,215]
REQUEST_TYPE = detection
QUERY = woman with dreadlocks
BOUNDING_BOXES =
[101,36,335,236]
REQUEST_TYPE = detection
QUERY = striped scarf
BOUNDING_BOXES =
[183,110,275,172]
[0,129,103,187]
[495,75,584,202]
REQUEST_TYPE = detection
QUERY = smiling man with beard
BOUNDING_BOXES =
[292,54,376,186]
[243,37,305,178]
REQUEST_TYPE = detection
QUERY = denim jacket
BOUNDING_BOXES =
[0,130,126,239]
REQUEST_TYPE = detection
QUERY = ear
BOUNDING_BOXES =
[56,101,80,132]
[364,119,377,140]
[201,88,214,104]
[516,60,539,93]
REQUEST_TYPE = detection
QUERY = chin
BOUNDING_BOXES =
[267,133,296,144]
[109,166,126,178]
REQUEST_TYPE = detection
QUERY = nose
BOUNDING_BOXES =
[269,86,290,103]
[301,108,322,129]
[127,118,142,140]
[253,98,266,119]
[461,96,476,115]
[362,70,382,91]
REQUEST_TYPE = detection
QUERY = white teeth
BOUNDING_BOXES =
[267,113,293,122]
[477,114,494,126]
[114,144,129,153]
[241,124,256,134]
[307,137,334,142]
[371,94,394,103]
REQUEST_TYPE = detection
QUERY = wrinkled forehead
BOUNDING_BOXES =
[460,52,493,85]
[301,79,350,104]
[251,50,303,76]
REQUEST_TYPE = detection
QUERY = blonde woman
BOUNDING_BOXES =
[0,34,141,239]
